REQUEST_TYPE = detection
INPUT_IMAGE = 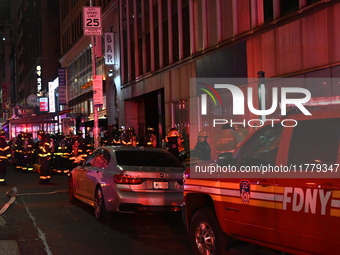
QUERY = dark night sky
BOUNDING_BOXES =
[0,0,10,21]
[0,0,10,35]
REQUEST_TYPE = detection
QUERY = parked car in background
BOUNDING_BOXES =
[69,146,185,220]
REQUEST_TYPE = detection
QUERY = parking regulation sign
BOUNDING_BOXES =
[83,6,102,36]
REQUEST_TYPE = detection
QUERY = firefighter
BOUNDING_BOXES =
[194,130,211,161]
[165,128,181,159]
[22,132,35,173]
[130,128,139,147]
[37,130,52,184]
[121,127,139,146]
[112,128,123,146]
[53,133,72,174]
[0,130,11,185]
[14,133,24,171]
[121,127,131,146]
[101,130,111,146]
[76,130,84,142]
[145,126,158,148]
[215,123,242,154]
[84,133,94,155]
[70,135,88,168]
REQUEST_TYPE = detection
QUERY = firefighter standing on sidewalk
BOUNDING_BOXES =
[0,130,11,185]
[37,130,52,184]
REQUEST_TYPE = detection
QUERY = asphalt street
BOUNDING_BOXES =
[0,166,68,255]
[0,166,193,255]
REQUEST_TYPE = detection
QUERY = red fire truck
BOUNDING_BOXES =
[183,105,340,255]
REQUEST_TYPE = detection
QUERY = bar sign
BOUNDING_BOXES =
[104,32,114,65]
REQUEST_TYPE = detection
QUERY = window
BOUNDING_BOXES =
[92,149,111,168]
[280,0,299,16]
[263,0,274,23]
[115,150,184,167]
[84,150,99,166]
[307,0,321,5]
[288,118,340,165]
[234,124,283,167]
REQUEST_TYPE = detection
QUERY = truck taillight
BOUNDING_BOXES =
[114,174,144,184]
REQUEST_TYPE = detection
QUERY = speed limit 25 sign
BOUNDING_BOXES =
[83,6,102,36]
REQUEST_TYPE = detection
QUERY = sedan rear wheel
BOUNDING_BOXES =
[94,187,110,221]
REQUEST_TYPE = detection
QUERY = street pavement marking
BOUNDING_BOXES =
[21,196,53,255]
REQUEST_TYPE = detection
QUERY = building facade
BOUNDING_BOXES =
[1,0,61,139]
[116,0,340,157]
[59,0,119,138]
[2,0,340,153]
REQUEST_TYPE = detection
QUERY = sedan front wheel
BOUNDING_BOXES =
[190,207,230,255]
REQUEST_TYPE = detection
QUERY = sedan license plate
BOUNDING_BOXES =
[153,181,169,189]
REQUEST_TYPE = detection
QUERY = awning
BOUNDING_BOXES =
[80,118,108,127]
[8,109,73,124]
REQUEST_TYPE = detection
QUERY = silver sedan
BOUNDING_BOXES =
[68,146,185,220]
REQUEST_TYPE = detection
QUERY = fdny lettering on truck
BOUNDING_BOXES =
[184,179,340,217]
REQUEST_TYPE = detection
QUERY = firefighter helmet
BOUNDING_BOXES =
[167,128,180,137]
[38,130,45,137]
[197,130,208,137]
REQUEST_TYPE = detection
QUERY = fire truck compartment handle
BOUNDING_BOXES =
[317,183,339,190]
[257,180,272,186]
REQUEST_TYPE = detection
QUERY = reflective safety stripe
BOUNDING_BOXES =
[185,179,340,217]
[185,180,284,210]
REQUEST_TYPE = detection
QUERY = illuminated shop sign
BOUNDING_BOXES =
[58,68,67,105]
[39,97,48,112]
[49,78,58,113]
[104,32,114,65]
[36,66,42,92]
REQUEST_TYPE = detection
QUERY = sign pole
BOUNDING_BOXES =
[86,0,101,149]
[92,38,100,149]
